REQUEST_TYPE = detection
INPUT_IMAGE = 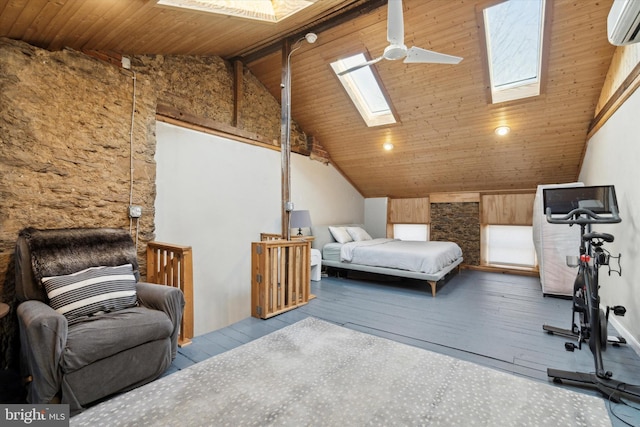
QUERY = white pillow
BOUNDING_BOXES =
[328,226,353,244]
[346,226,372,242]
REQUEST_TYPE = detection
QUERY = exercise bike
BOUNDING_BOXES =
[542,214,626,350]
[542,185,640,402]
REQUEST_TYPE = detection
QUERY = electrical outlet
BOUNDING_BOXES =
[129,205,142,218]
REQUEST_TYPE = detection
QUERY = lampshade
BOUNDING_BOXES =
[290,210,312,229]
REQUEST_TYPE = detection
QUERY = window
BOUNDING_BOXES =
[393,224,429,241]
[484,225,537,268]
[482,0,546,103]
[157,0,313,22]
[330,53,396,127]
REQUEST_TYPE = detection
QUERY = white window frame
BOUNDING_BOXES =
[330,53,397,127]
[157,0,314,22]
[482,224,538,269]
[393,224,430,241]
[482,0,546,104]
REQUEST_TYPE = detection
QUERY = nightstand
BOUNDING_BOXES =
[292,237,321,281]
[310,249,322,281]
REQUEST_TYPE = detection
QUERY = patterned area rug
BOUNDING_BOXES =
[71,317,611,426]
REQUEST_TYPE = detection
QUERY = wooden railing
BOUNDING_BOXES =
[146,242,194,347]
[260,233,284,241]
[260,233,314,242]
[251,239,311,319]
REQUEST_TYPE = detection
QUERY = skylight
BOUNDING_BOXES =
[330,53,396,127]
[483,0,546,103]
[157,0,314,23]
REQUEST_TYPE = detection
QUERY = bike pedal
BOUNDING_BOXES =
[564,342,577,352]
[612,305,626,316]
[610,337,627,347]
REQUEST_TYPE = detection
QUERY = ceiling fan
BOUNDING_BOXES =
[338,0,463,76]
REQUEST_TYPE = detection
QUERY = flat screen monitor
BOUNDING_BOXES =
[543,185,618,215]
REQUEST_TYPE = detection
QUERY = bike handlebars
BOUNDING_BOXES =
[545,207,622,225]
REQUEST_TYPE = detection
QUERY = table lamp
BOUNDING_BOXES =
[290,210,312,236]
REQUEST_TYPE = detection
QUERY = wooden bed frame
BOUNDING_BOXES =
[310,223,463,297]
[322,256,463,297]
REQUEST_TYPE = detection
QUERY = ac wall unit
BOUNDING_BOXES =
[608,0,640,46]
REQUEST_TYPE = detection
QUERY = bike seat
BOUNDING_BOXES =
[582,232,614,243]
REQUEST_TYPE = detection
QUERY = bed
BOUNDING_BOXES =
[310,224,463,297]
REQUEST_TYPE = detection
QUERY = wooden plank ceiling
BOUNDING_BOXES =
[0,0,616,198]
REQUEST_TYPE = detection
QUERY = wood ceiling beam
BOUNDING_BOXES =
[233,59,244,127]
[233,0,387,64]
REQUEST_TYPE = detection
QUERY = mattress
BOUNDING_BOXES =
[339,238,462,274]
[322,243,342,262]
[321,237,463,275]
[316,225,463,296]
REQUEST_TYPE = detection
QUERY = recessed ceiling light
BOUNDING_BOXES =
[494,126,511,136]
[383,142,394,151]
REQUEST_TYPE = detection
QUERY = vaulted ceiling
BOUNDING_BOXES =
[0,0,617,197]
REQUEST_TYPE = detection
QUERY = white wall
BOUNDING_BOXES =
[154,122,363,335]
[290,155,364,228]
[579,86,640,348]
[364,197,388,238]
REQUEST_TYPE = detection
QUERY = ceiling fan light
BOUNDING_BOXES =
[495,126,510,136]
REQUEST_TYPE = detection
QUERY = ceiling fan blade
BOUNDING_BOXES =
[404,46,463,64]
[387,0,404,45]
[337,56,384,76]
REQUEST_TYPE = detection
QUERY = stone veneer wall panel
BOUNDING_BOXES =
[430,202,480,266]
[0,39,157,368]
[139,55,234,127]
[136,54,307,152]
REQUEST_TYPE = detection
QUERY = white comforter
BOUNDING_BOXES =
[340,239,462,274]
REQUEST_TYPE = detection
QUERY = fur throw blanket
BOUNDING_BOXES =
[19,227,139,285]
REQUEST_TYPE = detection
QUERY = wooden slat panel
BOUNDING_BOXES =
[147,241,194,346]
[388,197,430,224]
[251,240,311,319]
[253,0,615,197]
[272,246,279,311]
[481,193,536,226]
[430,192,480,203]
[1,0,353,57]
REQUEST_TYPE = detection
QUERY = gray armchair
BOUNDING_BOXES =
[15,228,185,413]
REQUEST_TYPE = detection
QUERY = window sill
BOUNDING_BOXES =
[465,264,539,277]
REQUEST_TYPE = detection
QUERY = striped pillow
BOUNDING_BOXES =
[42,264,137,323]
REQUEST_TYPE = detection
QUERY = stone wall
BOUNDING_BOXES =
[134,54,308,152]
[430,202,480,266]
[0,37,311,368]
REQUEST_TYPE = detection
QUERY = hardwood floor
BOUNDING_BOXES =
[168,269,640,426]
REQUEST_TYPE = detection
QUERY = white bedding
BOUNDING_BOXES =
[340,238,462,274]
